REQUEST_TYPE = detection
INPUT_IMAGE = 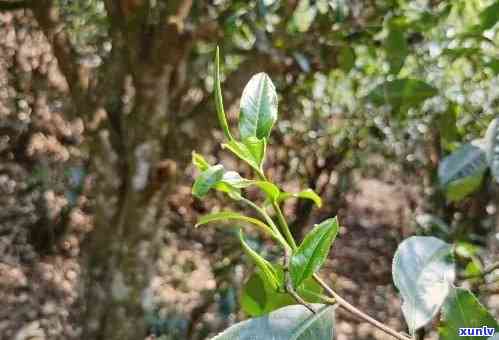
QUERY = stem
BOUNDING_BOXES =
[272,201,298,250]
[313,274,411,340]
[240,197,290,252]
[283,246,316,313]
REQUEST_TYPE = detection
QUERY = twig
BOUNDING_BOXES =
[283,247,316,313]
[313,274,412,340]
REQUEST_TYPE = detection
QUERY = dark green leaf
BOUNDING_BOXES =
[386,20,408,74]
[239,73,278,140]
[392,236,455,335]
[241,266,323,317]
[479,1,499,31]
[214,47,233,140]
[212,304,335,340]
[367,79,438,111]
[192,164,225,198]
[439,288,498,340]
[290,217,339,287]
[337,46,355,72]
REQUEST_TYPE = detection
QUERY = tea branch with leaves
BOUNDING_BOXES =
[191,48,499,340]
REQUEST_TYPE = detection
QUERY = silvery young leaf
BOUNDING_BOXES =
[211,304,334,340]
[278,189,322,208]
[485,118,499,183]
[439,288,498,340]
[290,217,339,287]
[289,0,317,33]
[239,73,278,140]
[241,266,323,317]
[214,47,233,140]
[192,164,224,198]
[438,139,487,189]
[239,230,280,291]
[392,236,455,335]
[195,211,275,237]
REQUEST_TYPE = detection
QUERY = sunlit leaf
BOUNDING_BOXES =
[289,0,317,33]
[278,189,322,208]
[212,304,335,340]
[290,217,339,287]
[196,211,275,237]
[214,47,233,140]
[392,236,455,335]
[223,139,266,173]
[239,73,278,140]
[192,151,210,171]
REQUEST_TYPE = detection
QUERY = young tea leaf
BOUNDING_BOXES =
[214,47,233,140]
[239,73,278,140]
[278,189,322,208]
[211,304,335,340]
[439,288,498,340]
[392,236,455,335]
[192,151,210,171]
[222,139,265,173]
[290,217,339,287]
[239,230,280,291]
[196,211,276,237]
[192,164,225,198]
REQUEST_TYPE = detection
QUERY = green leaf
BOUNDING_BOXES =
[195,211,275,237]
[392,236,455,335]
[479,1,499,31]
[255,181,281,201]
[214,47,233,140]
[438,139,487,201]
[239,73,278,140]
[241,266,323,317]
[211,304,335,340]
[192,164,225,198]
[337,46,355,72]
[386,19,408,74]
[290,217,339,287]
[278,189,322,208]
[221,171,255,188]
[223,139,266,173]
[367,79,438,111]
[192,151,210,171]
[239,230,280,290]
[289,0,317,33]
[485,118,499,183]
[439,288,498,340]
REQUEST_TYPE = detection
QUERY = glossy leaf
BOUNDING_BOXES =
[255,181,280,201]
[196,211,275,237]
[239,230,280,290]
[278,189,322,208]
[290,217,339,287]
[192,164,225,198]
[485,118,499,183]
[221,171,255,188]
[367,79,437,110]
[239,73,278,140]
[211,304,335,340]
[241,266,323,317]
[439,288,498,340]
[445,173,484,202]
[214,47,233,140]
[438,140,487,186]
[392,236,455,335]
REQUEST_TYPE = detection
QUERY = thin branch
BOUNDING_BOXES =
[313,274,412,340]
[0,0,30,10]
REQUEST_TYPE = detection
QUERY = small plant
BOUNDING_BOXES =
[191,48,499,339]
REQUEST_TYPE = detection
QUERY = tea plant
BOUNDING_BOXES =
[191,48,499,339]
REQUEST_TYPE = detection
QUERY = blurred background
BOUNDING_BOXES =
[0,0,498,339]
